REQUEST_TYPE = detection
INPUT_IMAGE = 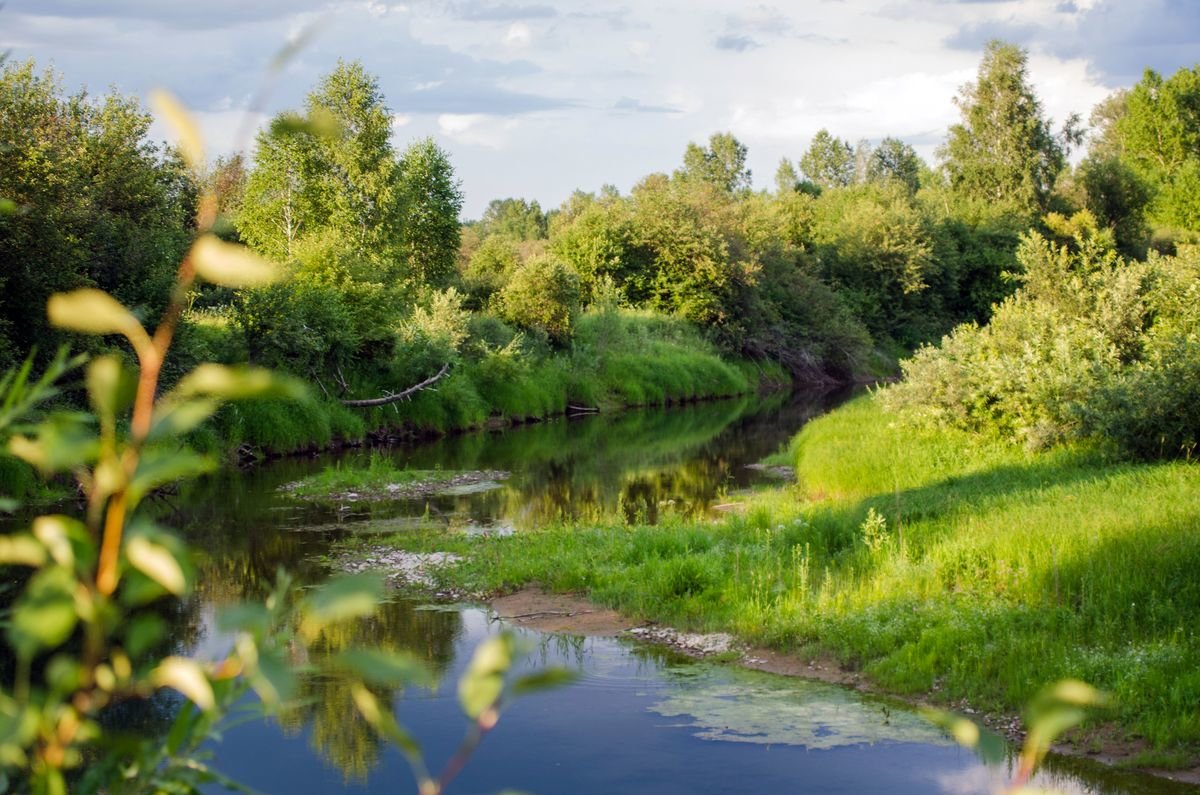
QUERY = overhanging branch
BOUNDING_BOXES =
[339,363,451,408]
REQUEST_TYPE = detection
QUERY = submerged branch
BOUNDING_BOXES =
[339,363,451,408]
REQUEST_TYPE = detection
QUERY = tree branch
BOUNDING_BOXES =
[339,363,451,408]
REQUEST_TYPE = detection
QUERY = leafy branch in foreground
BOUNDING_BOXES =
[0,90,569,794]
[925,679,1109,794]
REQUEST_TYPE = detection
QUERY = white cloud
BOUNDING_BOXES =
[504,22,532,48]
[3,0,1190,216]
[436,113,519,148]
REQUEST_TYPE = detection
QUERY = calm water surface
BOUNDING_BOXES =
[156,392,1192,794]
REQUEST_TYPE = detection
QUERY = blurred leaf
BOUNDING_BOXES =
[8,412,97,474]
[153,657,215,711]
[31,515,85,569]
[921,707,1007,765]
[268,25,318,72]
[123,613,168,658]
[190,235,277,288]
[458,633,515,719]
[216,603,271,637]
[125,536,187,596]
[268,108,342,142]
[85,356,132,429]
[249,648,297,707]
[0,498,17,513]
[120,523,193,607]
[7,567,77,658]
[349,683,420,755]
[299,574,382,640]
[170,363,305,401]
[46,290,151,351]
[148,397,220,440]
[128,447,215,506]
[0,534,46,567]
[511,667,576,697]
[45,655,84,696]
[332,649,434,689]
[0,197,17,215]
[150,89,204,171]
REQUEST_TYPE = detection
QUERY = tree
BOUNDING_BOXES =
[478,197,548,240]
[775,158,800,194]
[1108,65,1200,231]
[397,138,463,288]
[497,254,582,344]
[867,137,923,194]
[678,132,752,194]
[238,60,402,264]
[0,59,192,366]
[799,129,854,189]
[939,40,1065,216]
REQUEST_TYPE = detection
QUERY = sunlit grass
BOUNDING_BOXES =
[380,394,1200,757]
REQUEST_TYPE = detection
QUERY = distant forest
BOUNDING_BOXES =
[1,41,1197,453]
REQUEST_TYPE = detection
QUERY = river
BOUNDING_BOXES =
[149,392,1196,793]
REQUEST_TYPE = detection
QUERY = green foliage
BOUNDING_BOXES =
[424,395,1200,753]
[476,197,548,241]
[800,129,855,189]
[0,60,193,367]
[678,132,752,195]
[238,60,404,268]
[867,137,923,194]
[887,215,1200,460]
[496,254,582,345]
[940,40,1065,217]
[397,138,464,288]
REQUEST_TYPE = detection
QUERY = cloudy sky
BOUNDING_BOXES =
[3,0,1197,217]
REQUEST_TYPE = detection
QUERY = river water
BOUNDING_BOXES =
[154,392,1194,794]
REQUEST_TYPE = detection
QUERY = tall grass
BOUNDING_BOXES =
[396,394,1200,755]
[206,307,762,458]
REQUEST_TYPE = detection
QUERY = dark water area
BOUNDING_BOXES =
[12,389,1192,793]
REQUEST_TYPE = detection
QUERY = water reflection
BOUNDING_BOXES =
[84,390,1193,794]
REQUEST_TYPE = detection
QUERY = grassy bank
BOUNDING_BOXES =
[374,395,1200,763]
[181,307,781,460]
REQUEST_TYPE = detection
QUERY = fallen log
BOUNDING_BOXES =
[340,363,451,408]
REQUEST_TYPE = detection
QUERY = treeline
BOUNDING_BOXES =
[1,42,1198,455]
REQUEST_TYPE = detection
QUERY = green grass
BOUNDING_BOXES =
[204,307,765,459]
[373,393,1200,758]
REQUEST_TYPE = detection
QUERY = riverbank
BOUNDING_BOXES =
[354,394,1200,778]
[182,315,791,464]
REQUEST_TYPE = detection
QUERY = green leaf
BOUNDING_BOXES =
[349,683,421,755]
[123,613,168,658]
[458,633,515,719]
[216,603,271,636]
[170,363,305,401]
[84,355,134,429]
[332,649,434,689]
[7,566,78,658]
[190,235,278,288]
[920,707,1008,765]
[8,412,98,474]
[148,397,220,440]
[299,574,383,640]
[511,667,577,697]
[0,498,17,514]
[250,648,298,707]
[46,289,151,351]
[128,447,215,506]
[153,657,215,711]
[0,534,46,567]
[125,536,187,596]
